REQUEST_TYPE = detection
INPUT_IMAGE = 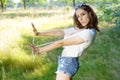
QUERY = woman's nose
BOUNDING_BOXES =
[78,17,82,21]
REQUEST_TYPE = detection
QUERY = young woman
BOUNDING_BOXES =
[29,3,100,80]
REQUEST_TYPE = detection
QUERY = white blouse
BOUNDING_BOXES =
[61,27,96,57]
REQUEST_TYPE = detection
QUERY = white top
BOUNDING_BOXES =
[61,27,96,57]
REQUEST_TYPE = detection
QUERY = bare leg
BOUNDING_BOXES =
[56,72,72,80]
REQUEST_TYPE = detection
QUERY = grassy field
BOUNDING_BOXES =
[0,7,120,80]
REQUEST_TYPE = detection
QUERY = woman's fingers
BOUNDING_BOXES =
[29,44,36,49]
[31,23,40,36]
[29,44,39,53]
[31,23,37,32]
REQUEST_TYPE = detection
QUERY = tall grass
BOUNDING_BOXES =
[0,7,120,80]
[0,8,72,80]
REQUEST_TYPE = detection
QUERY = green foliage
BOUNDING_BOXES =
[98,3,120,27]
[0,0,7,11]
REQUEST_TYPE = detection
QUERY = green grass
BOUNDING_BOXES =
[73,27,120,80]
[0,7,120,80]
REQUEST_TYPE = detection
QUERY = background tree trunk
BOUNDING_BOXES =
[0,0,4,12]
[23,0,26,9]
[73,0,75,7]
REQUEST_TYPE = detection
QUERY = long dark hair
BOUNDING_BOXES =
[73,4,100,32]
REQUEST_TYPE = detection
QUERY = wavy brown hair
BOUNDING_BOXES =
[73,4,100,32]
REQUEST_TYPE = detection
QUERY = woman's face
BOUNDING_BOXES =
[75,8,90,28]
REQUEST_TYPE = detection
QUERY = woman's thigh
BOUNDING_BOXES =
[56,72,72,80]
[56,56,79,77]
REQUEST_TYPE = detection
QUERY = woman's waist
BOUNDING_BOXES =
[61,52,79,57]
[58,55,78,61]
[61,50,82,57]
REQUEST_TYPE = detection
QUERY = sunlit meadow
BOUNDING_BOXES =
[0,7,120,80]
[0,8,73,80]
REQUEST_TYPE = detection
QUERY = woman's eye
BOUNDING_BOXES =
[81,13,85,16]
[77,14,81,17]
[77,13,85,18]
[77,15,80,17]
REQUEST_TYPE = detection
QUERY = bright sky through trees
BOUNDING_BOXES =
[12,0,20,3]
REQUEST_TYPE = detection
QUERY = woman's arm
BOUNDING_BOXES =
[36,29,65,36]
[31,23,64,36]
[29,35,85,54]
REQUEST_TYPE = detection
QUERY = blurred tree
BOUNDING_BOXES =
[23,0,46,7]
[0,0,7,12]
[73,0,75,7]
[0,0,4,12]
[7,0,14,8]
[20,0,26,9]
[23,0,26,9]
[47,0,53,9]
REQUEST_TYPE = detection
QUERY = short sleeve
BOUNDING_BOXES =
[63,28,75,35]
[77,29,95,42]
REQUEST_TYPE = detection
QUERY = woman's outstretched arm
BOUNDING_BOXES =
[31,23,64,36]
[29,35,85,54]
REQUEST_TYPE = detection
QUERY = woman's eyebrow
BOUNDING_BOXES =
[77,12,85,16]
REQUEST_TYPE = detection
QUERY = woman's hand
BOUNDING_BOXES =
[29,44,40,54]
[31,23,40,36]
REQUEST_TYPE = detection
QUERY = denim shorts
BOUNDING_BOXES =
[56,56,80,77]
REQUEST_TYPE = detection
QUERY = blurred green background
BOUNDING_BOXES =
[0,0,120,80]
